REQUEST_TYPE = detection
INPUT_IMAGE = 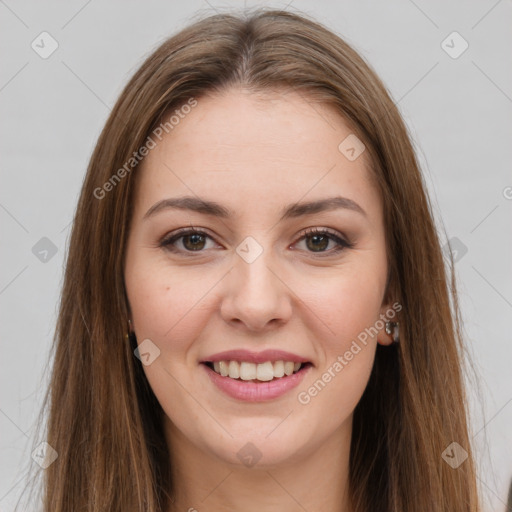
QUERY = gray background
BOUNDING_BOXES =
[1,0,511,510]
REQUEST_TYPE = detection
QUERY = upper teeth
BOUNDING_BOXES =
[212,361,302,381]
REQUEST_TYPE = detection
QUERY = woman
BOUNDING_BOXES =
[26,8,480,512]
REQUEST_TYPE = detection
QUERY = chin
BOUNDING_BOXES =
[202,423,310,469]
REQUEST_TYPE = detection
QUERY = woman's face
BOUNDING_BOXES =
[124,88,393,467]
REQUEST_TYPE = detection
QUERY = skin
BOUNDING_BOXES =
[124,87,395,512]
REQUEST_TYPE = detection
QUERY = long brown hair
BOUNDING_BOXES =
[21,8,480,511]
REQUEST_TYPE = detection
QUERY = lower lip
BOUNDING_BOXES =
[202,363,311,402]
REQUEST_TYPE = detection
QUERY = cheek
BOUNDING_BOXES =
[292,264,384,347]
[125,256,219,354]
[298,345,375,438]
[291,266,381,412]
[295,275,378,429]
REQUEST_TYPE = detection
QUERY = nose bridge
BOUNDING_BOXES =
[221,234,291,330]
[235,234,281,300]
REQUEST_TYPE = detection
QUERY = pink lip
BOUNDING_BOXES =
[202,362,312,402]
[201,349,310,364]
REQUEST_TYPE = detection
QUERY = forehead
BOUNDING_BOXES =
[133,88,381,222]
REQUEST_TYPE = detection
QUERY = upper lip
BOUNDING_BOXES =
[201,349,311,365]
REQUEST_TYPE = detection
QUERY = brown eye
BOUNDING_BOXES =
[160,229,215,253]
[296,228,353,255]
[305,233,330,252]
[181,233,207,251]
[160,227,353,257]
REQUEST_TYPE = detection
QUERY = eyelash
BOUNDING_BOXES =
[159,226,354,257]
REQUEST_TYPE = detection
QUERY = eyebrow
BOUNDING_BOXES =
[143,195,367,221]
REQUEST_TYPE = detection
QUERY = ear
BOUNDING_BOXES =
[377,301,401,346]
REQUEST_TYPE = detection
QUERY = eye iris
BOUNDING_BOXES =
[183,233,206,251]
[306,234,329,252]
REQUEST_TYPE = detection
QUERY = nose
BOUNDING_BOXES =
[219,246,293,333]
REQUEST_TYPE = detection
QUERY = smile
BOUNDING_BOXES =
[205,360,308,382]
[201,360,312,402]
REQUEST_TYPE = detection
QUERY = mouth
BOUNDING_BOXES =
[201,360,313,383]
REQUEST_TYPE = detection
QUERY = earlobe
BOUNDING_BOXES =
[377,321,399,346]
[378,329,393,346]
[377,301,401,345]
[385,321,400,344]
